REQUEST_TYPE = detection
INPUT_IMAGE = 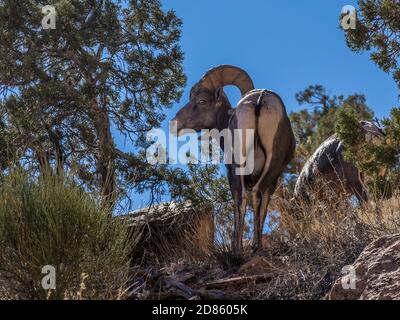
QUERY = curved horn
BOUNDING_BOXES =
[198,65,255,96]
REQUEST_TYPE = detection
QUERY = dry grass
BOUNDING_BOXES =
[143,182,400,300]
[249,183,400,300]
[3,170,400,300]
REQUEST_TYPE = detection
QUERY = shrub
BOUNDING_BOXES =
[0,171,135,300]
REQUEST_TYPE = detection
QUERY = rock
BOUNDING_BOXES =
[328,233,400,300]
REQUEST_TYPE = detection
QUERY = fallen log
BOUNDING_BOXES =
[122,201,214,263]
[141,276,244,300]
[163,277,195,299]
[195,289,242,300]
[200,274,274,290]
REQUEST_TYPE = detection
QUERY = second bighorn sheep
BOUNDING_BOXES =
[294,120,385,203]
[171,65,295,253]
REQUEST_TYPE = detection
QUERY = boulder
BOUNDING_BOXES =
[328,233,400,300]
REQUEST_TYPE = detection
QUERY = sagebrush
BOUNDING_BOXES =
[0,171,135,300]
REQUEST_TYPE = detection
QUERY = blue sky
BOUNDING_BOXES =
[119,0,399,210]
[161,0,398,118]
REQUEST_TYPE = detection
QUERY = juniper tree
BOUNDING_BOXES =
[343,0,400,89]
[286,85,374,189]
[337,0,400,197]
[337,107,400,198]
[0,0,186,206]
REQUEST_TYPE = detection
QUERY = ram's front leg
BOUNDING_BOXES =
[233,194,246,254]
[228,168,246,254]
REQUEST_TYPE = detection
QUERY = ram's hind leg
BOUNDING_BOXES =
[252,97,282,193]
[251,188,271,251]
[259,192,271,235]
[252,190,262,251]
[254,177,279,251]
[235,102,257,177]
[252,105,272,193]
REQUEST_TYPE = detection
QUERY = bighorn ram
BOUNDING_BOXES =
[171,65,295,253]
[294,120,385,203]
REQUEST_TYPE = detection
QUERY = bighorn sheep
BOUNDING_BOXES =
[294,120,385,203]
[171,65,295,253]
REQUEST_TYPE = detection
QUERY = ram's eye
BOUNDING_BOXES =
[198,100,207,105]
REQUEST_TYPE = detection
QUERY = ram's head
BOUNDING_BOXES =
[171,65,254,136]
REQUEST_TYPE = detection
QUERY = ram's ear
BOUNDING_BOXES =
[215,87,224,107]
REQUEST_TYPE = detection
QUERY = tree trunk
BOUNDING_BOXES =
[36,148,50,174]
[90,99,116,210]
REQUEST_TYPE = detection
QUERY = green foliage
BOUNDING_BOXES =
[343,0,400,88]
[0,0,186,205]
[168,163,236,239]
[0,170,135,299]
[287,85,374,189]
[336,109,364,147]
[336,0,400,197]
[337,107,400,198]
